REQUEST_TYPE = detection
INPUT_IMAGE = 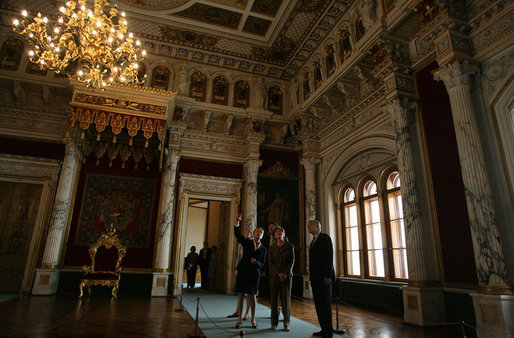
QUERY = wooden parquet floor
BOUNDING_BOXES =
[0,292,471,337]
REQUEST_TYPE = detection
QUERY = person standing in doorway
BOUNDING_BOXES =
[185,246,199,289]
[208,245,217,291]
[199,242,212,289]
[308,220,335,337]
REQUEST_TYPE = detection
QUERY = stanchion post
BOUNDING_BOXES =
[175,285,185,312]
[460,321,466,338]
[187,297,206,338]
[333,299,346,334]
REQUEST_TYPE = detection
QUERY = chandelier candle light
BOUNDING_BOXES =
[13,0,146,88]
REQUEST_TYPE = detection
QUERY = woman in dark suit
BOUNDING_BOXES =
[234,214,267,329]
[268,226,294,331]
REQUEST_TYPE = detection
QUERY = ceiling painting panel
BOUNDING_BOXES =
[251,0,284,16]
[172,3,242,29]
[243,16,272,36]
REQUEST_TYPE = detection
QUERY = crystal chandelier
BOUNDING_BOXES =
[12,0,146,88]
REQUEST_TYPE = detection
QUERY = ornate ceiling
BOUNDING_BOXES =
[113,0,345,79]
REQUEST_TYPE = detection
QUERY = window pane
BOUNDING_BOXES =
[366,223,383,249]
[388,192,403,220]
[387,171,401,189]
[368,249,385,277]
[344,188,355,202]
[345,204,358,227]
[364,198,380,224]
[347,251,360,276]
[390,219,406,248]
[392,249,408,279]
[363,180,377,197]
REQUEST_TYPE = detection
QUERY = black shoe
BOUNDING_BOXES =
[252,322,257,329]
[227,314,238,318]
[313,331,323,336]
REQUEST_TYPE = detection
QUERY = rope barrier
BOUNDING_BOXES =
[334,297,508,338]
[198,298,246,336]
[181,294,246,337]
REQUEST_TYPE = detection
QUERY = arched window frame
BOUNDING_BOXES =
[341,185,361,277]
[382,168,408,281]
[339,168,409,281]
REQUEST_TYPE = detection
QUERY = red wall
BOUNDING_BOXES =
[64,155,161,269]
[416,62,478,285]
[179,158,243,178]
[0,136,64,159]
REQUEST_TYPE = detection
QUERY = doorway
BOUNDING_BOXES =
[173,173,242,296]
[182,199,230,291]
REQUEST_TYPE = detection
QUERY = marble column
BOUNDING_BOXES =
[32,141,80,295]
[436,60,511,337]
[152,149,180,296]
[387,98,445,326]
[301,157,318,222]
[244,159,262,229]
[386,98,431,282]
[434,61,508,287]
[301,156,319,299]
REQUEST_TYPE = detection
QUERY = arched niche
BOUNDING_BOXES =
[189,71,207,102]
[151,65,171,90]
[267,85,283,114]
[234,80,250,108]
[212,75,229,105]
[0,37,24,71]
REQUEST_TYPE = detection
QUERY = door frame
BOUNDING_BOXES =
[173,173,242,295]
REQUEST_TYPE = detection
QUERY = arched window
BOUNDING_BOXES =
[0,37,24,71]
[338,29,352,63]
[151,65,170,90]
[189,71,207,102]
[267,86,283,114]
[234,80,250,108]
[363,180,385,277]
[212,75,228,105]
[386,171,408,279]
[343,187,360,276]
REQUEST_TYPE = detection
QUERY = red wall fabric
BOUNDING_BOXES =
[416,62,478,285]
[64,155,161,269]
[179,158,243,178]
[0,136,65,160]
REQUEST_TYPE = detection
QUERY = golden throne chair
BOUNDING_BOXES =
[79,226,126,298]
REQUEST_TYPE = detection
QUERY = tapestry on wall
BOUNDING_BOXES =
[75,174,157,248]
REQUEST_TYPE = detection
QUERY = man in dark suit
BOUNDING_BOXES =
[308,220,338,337]
[198,241,212,289]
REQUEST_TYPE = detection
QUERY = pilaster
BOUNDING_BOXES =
[32,141,79,295]
[152,148,180,296]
